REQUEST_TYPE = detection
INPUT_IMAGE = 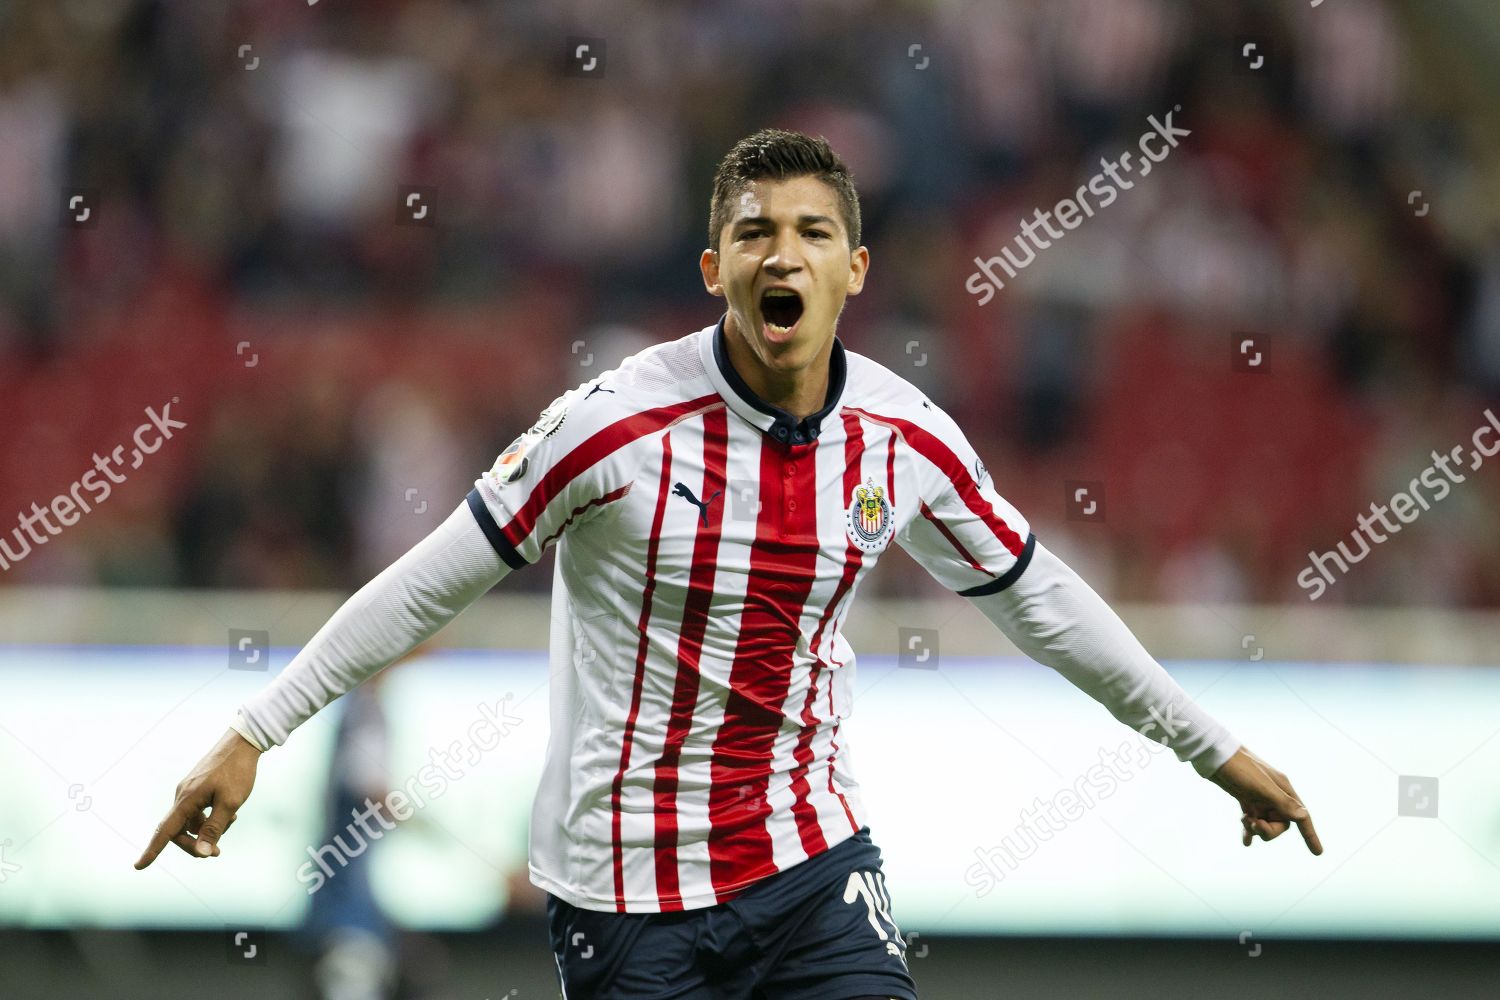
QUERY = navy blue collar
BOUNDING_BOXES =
[708,313,847,444]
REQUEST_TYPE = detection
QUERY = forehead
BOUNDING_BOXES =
[729,175,843,226]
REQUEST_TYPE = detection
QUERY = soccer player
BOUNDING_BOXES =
[136,129,1321,1000]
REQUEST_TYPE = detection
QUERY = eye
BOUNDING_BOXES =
[738,229,765,240]
[805,230,830,240]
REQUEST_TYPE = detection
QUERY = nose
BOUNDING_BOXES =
[764,228,804,276]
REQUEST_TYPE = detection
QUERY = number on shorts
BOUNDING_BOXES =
[842,870,908,964]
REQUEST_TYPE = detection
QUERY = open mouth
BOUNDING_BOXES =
[759,288,804,341]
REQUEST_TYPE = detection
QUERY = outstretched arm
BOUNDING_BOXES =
[135,500,509,868]
[965,540,1322,855]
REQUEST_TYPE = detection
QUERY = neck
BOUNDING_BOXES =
[722,312,832,421]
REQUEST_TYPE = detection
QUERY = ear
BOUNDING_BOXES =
[700,247,725,297]
[845,245,870,297]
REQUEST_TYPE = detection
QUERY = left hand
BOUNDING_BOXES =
[1206,746,1323,855]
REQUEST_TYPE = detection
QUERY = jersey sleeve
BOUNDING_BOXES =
[893,401,1035,596]
[966,540,1241,778]
[466,379,641,570]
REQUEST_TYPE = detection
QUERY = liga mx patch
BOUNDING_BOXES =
[491,436,530,485]
[845,478,894,552]
[488,393,571,487]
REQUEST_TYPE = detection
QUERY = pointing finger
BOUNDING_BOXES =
[135,803,193,869]
[1293,809,1323,856]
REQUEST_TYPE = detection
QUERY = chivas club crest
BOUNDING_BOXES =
[845,479,894,552]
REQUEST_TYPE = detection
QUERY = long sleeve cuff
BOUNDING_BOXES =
[228,711,269,753]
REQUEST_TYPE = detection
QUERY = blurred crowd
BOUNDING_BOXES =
[2,0,1500,605]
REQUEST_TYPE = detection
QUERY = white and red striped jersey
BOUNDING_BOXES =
[468,315,1034,913]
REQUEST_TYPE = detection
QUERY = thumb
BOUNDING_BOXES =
[194,798,238,856]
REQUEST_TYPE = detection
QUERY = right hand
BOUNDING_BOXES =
[134,727,262,869]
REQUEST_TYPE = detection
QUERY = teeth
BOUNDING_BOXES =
[761,288,799,336]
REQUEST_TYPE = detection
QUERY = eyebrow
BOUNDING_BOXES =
[731,214,840,230]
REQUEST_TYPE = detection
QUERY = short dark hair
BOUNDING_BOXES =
[707,128,862,254]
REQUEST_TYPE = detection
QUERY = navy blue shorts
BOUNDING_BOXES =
[546,828,918,999]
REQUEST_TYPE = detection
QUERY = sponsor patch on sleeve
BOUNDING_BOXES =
[487,393,572,488]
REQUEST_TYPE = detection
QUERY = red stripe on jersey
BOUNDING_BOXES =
[826,718,859,831]
[918,498,997,577]
[885,426,897,508]
[707,435,822,900]
[536,483,632,549]
[842,406,1026,556]
[786,410,868,855]
[652,406,729,910]
[501,393,721,550]
[611,432,675,910]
